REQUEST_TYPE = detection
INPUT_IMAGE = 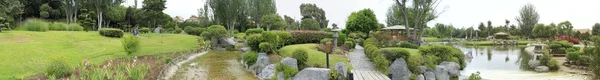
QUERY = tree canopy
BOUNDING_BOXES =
[300,18,319,30]
[261,14,285,31]
[515,3,539,38]
[300,3,328,29]
[346,9,379,35]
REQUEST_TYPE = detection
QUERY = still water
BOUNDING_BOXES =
[428,42,588,80]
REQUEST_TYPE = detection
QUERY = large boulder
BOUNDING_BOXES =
[535,66,549,72]
[416,74,425,80]
[241,47,251,53]
[424,71,436,80]
[434,66,449,80]
[439,61,461,77]
[258,64,276,80]
[293,68,330,80]
[528,60,540,69]
[277,72,291,80]
[254,53,270,74]
[335,62,348,80]
[418,66,428,74]
[388,58,412,80]
[281,57,298,68]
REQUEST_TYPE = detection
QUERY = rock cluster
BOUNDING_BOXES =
[388,59,462,80]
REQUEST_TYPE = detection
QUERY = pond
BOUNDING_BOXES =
[427,42,588,80]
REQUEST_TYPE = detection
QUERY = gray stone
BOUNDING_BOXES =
[241,47,251,53]
[418,66,428,74]
[278,72,291,80]
[434,66,449,80]
[388,58,412,80]
[439,61,460,77]
[424,71,436,80]
[258,64,276,80]
[281,57,298,68]
[255,53,270,74]
[535,66,549,72]
[335,62,348,80]
[416,74,425,80]
[293,68,330,80]
[528,60,540,69]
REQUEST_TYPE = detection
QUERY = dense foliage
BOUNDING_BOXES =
[122,35,141,54]
[346,9,379,35]
[203,25,228,39]
[300,18,320,30]
[245,28,264,35]
[292,49,309,70]
[419,45,467,69]
[243,51,259,66]
[46,57,72,78]
[379,48,411,61]
[19,19,49,31]
[246,34,263,51]
[99,28,124,38]
[288,30,330,44]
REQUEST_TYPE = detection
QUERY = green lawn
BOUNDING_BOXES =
[463,40,534,45]
[423,37,444,42]
[278,44,352,69]
[0,31,199,79]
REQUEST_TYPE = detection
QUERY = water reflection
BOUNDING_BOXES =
[425,42,586,80]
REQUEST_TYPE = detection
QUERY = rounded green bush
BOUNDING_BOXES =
[246,34,263,51]
[261,31,280,46]
[344,41,354,48]
[259,42,273,53]
[288,30,330,44]
[46,57,72,78]
[567,52,581,63]
[243,51,259,66]
[419,45,467,69]
[68,24,84,31]
[320,38,333,44]
[246,28,264,35]
[184,26,194,34]
[373,54,390,73]
[398,42,419,49]
[293,49,308,70]
[19,19,49,31]
[99,28,124,38]
[122,35,140,54]
[379,48,411,61]
[206,25,228,38]
[174,27,183,33]
[276,31,292,45]
[139,28,150,33]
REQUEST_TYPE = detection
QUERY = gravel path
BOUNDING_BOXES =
[349,45,377,71]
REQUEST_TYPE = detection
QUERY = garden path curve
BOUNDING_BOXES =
[349,45,390,80]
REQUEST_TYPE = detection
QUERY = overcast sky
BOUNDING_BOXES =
[124,0,600,29]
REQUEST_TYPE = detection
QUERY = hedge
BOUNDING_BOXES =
[398,42,419,49]
[140,28,150,33]
[19,19,49,31]
[419,45,466,69]
[246,34,263,51]
[379,48,411,61]
[246,28,264,35]
[99,28,124,38]
[288,30,330,44]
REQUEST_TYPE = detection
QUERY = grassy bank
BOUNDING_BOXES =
[278,44,352,69]
[0,31,199,79]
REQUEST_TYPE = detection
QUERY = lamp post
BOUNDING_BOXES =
[328,24,339,68]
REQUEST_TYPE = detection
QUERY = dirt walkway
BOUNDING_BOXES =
[161,52,208,80]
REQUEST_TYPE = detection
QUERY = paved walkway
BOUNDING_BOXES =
[349,45,390,80]
[349,45,376,71]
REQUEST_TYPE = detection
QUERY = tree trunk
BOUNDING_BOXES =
[97,12,103,30]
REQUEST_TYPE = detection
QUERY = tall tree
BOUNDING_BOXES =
[593,23,600,35]
[300,3,328,29]
[487,20,492,36]
[0,0,24,29]
[393,0,441,44]
[300,18,319,30]
[505,19,510,32]
[478,22,486,37]
[247,0,276,29]
[557,21,573,36]
[515,3,539,38]
[346,9,379,36]
[61,0,78,24]
[260,14,285,31]
[142,0,166,28]
[283,15,298,30]
[207,0,246,34]
[93,0,123,30]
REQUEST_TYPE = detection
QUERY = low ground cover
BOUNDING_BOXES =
[0,31,198,79]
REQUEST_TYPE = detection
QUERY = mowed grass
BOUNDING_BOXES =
[278,44,352,69]
[0,31,198,79]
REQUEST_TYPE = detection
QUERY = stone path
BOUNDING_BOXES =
[349,45,377,71]
[349,45,390,80]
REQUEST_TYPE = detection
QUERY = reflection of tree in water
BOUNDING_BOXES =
[487,49,492,61]
[505,48,511,62]
[467,51,473,63]
[515,48,532,70]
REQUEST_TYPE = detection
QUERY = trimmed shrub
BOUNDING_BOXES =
[46,56,72,78]
[259,42,274,53]
[203,25,227,39]
[68,24,84,31]
[320,38,333,44]
[246,28,264,35]
[398,42,419,49]
[338,33,347,46]
[122,35,140,54]
[50,22,68,31]
[373,54,390,73]
[567,52,580,63]
[246,34,263,51]
[419,45,467,69]
[468,72,482,80]
[174,27,183,33]
[378,48,411,61]
[99,28,124,38]
[184,26,193,34]
[288,30,330,44]
[275,63,299,79]
[261,31,281,47]
[243,51,259,66]
[277,31,292,46]
[140,28,150,33]
[19,19,49,31]
[344,41,354,48]
[292,49,308,70]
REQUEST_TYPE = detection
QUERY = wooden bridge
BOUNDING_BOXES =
[350,70,390,80]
